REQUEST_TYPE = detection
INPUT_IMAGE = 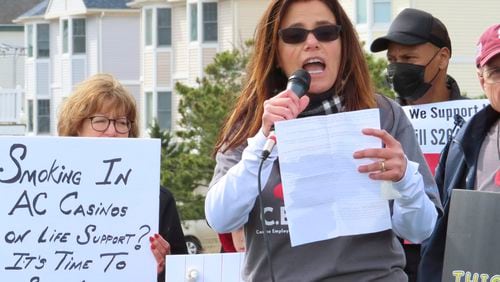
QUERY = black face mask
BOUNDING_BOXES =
[387,50,441,101]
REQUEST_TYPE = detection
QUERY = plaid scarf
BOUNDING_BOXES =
[298,89,344,118]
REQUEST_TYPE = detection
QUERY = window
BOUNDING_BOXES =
[27,24,33,57]
[373,0,390,23]
[157,91,172,130]
[356,0,367,24]
[62,20,68,53]
[37,24,49,58]
[145,92,153,127]
[356,0,390,25]
[72,19,86,54]
[202,2,217,42]
[189,3,197,41]
[37,99,50,133]
[145,9,152,46]
[157,8,172,46]
[27,100,33,132]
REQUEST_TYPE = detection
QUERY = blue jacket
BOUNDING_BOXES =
[418,105,499,282]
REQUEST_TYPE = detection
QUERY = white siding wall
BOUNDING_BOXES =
[202,48,217,70]
[0,31,24,88]
[66,0,86,12]
[234,0,269,48]
[144,51,154,89]
[72,58,86,86]
[50,20,61,91]
[157,51,172,88]
[188,48,200,85]
[87,15,99,75]
[218,0,233,51]
[171,77,188,133]
[46,0,86,18]
[392,0,411,16]
[49,97,55,135]
[25,61,35,97]
[101,14,140,80]
[170,3,188,134]
[339,0,354,16]
[36,62,50,96]
[61,57,71,95]
[52,88,62,135]
[172,3,188,79]
[123,83,142,133]
[45,0,67,18]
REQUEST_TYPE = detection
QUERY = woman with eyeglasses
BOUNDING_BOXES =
[57,73,188,282]
[205,1,441,281]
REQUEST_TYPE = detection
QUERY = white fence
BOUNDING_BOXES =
[0,86,25,135]
[0,85,24,123]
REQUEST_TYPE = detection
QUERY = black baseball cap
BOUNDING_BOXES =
[370,8,452,55]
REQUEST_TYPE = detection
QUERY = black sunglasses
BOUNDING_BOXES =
[278,25,342,44]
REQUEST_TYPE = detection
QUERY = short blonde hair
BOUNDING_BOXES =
[57,73,139,137]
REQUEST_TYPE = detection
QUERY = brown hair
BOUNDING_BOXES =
[214,0,375,153]
[57,73,139,137]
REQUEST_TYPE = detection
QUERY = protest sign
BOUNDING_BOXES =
[0,136,160,282]
[442,190,500,282]
[402,99,489,173]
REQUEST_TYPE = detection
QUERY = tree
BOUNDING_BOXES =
[148,118,205,220]
[156,42,252,220]
[362,43,395,98]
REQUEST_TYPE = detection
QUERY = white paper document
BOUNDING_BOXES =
[274,109,392,247]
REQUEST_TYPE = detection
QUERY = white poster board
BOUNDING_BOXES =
[402,99,489,173]
[0,136,160,282]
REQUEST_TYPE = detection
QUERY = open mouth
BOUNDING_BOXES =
[302,57,325,74]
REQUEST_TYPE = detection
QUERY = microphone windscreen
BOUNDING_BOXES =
[286,69,311,98]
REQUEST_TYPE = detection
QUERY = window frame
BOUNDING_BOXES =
[188,1,218,44]
[157,91,172,130]
[372,0,391,24]
[145,91,154,128]
[72,18,86,54]
[157,8,172,47]
[37,99,50,134]
[356,0,367,24]
[144,8,153,47]
[189,3,198,42]
[27,99,34,132]
[62,19,69,54]
[36,23,50,58]
[26,24,33,57]
[355,0,391,26]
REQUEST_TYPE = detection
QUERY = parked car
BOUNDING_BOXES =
[182,219,221,254]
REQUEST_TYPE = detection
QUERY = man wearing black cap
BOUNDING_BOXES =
[370,8,467,282]
[371,8,467,106]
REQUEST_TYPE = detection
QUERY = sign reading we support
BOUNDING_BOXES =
[0,137,160,282]
[402,99,490,173]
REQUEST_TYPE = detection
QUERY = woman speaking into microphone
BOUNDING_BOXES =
[205,1,441,281]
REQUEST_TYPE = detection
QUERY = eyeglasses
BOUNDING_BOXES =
[278,25,342,44]
[482,66,500,84]
[88,116,132,134]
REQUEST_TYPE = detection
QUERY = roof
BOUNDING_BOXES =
[16,0,48,19]
[83,0,133,9]
[0,0,43,24]
[14,0,134,22]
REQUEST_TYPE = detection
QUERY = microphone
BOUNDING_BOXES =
[261,69,311,160]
